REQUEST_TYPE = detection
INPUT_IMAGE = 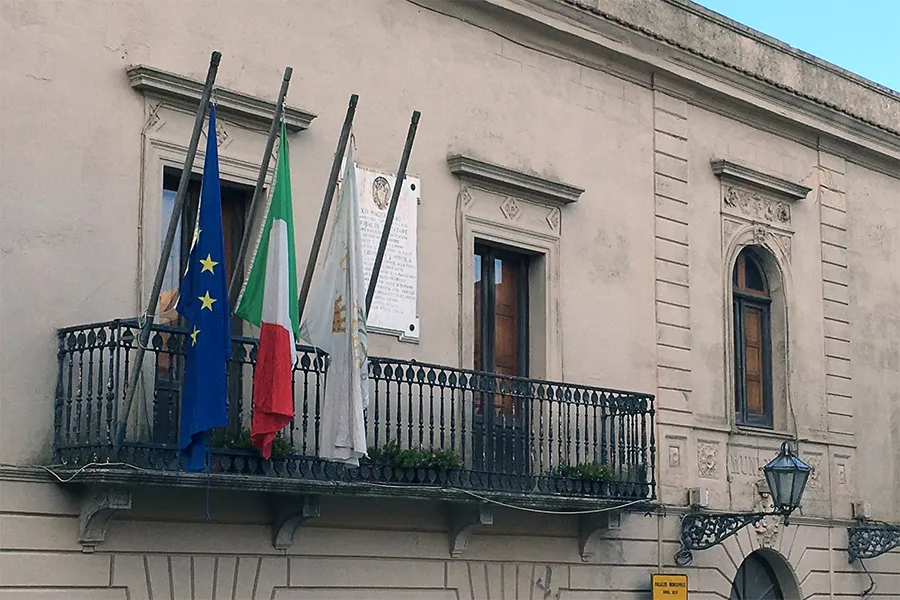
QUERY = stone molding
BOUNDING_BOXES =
[126,65,317,133]
[447,154,584,206]
[711,159,811,201]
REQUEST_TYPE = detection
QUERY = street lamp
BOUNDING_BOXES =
[763,441,812,519]
[675,441,812,566]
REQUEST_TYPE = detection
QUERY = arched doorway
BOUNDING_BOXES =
[730,551,784,599]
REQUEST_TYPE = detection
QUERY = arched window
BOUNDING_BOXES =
[733,248,773,428]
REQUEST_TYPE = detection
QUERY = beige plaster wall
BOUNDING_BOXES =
[1,0,900,596]
[0,0,657,466]
[2,480,898,599]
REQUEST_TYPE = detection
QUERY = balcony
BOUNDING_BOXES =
[54,320,656,507]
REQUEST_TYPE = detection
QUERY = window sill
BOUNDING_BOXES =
[731,425,794,440]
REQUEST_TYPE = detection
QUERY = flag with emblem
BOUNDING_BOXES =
[300,142,369,466]
[176,104,232,472]
[235,121,300,459]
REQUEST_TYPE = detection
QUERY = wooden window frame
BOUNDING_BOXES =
[474,242,530,378]
[733,250,774,429]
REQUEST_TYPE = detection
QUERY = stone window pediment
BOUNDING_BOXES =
[127,64,317,133]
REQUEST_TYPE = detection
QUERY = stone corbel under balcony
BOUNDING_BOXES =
[446,503,494,558]
[79,485,132,550]
[711,159,811,201]
[271,494,321,552]
[578,510,622,562]
[126,64,317,133]
[447,154,585,207]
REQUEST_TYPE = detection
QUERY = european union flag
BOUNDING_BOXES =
[176,104,232,472]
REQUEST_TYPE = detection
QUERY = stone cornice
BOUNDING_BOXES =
[413,0,900,169]
[711,160,811,201]
[126,65,317,133]
[562,0,900,136]
[447,154,584,206]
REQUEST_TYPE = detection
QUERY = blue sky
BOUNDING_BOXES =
[695,0,900,93]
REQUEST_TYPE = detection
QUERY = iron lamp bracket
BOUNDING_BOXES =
[848,522,900,563]
[674,508,787,566]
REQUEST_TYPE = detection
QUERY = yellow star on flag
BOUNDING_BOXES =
[190,326,201,346]
[199,253,218,274]
[198,291,217,311]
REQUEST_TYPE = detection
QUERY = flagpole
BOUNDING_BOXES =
[297,93,359,320]
[228,66,293,308]
[365,110,420,314]
[117,50,223,446]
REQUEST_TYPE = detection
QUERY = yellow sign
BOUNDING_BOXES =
[652,574,688,599]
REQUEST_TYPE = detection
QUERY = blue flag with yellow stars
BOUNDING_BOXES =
[176,104,232,472]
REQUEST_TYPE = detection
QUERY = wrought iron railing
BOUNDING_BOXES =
[54,320,656,500]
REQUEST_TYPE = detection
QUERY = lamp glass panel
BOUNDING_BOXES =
[774,470,795,509]
[790,469,810,507]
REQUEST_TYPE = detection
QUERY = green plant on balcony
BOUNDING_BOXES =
[209,428,294,460]
[363,441,461,471]
[552,461,617,482]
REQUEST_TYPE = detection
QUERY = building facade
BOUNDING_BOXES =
[1,0,899,598]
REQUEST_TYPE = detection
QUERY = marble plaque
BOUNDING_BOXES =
[355,165,420,342]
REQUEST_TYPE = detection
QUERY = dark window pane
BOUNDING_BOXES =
[744,256,765,292]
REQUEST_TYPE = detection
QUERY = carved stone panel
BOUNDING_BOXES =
[752,480,782,549]
[697,442,719,480]
[722,186,792,228]
[463,186,562,239]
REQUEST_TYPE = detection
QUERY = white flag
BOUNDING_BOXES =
[300,143,370,466]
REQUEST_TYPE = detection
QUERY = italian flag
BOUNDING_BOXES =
[235,122,299,459]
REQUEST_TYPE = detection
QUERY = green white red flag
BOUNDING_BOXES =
[235,122,299,459]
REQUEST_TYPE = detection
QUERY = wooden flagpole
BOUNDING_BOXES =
[117,51,223,446]
[365,110,420,314]
[296,94,359,321]
[228,66,293,308]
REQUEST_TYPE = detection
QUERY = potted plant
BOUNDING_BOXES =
[208,427,295,473]
[362,442,461,484]
[552,461,616,495]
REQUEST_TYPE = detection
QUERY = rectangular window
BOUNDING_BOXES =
[154,168,252,443]
[733,297,773,428]
[158,167,251,324]
[473,243,529,473]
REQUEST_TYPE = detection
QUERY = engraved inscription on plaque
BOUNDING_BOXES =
[355,165,420,342]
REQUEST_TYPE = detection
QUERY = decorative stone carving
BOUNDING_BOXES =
[772,232,792,262]
[79,486,132,548]
[578,510,621,562]
[722,219,742,244]
[145,101,164,131]
[806,456,822,489]
[204,118,231,149]
[752,225,767,244]
[723,187,791,226]
[458,187,474,209]
[752,479,781,548]
[446,503,493,557]
[500,197,522,221]
[697,442,718,479]
[546,207,561,231]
